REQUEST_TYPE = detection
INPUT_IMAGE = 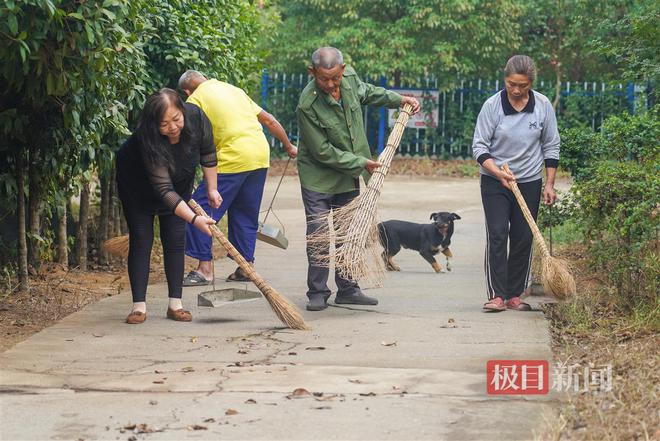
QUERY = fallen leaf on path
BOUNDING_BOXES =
[287,388,311,399]
[314,406,332,410]
[288,351,297,355]
[225,409,239,415]
[154,370,164,374]
[187,425,207,430]
[245,399,257,404]
[448,318,455,323]
[381,341,397,347]
[238,349,249,354]
[305,346,326,351]
[203,418,216,423]
[359,392,376,397]
[152,380,164,384]
[92,333,103,338]
[314,394,340,402]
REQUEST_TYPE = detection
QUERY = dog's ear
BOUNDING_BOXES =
[450,213,461,221]
[430,212,438,221]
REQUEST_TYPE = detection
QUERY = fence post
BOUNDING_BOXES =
[261,69,269,111]
[626,82,635,114]
[377,75,387,154]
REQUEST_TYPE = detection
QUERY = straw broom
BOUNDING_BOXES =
[502,164,576,299]
[103,234,129,259]
[307,104,414,286]
[188,199,309,330]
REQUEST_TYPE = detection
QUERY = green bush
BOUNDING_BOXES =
[573,160,659,304]
[560,106,659,181]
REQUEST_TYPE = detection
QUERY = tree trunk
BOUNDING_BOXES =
[97,172,110,265]
[76,180,90,271]
[56,195,68,266]
[27,146,42,267]
[16,150,29,291]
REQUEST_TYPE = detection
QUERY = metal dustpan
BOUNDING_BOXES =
[198,285,261,307]
[257,220,288,249]
[257,157,290,249]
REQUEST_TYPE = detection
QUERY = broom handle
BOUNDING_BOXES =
[375,103,413,176]
[502,164,551,259]
[188,199,272,294]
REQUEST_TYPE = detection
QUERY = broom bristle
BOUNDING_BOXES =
[103,235,130,259]
[541,256,576,299]
[262,288,310,330]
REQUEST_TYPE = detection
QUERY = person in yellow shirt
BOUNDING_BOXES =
[178,70,296,284]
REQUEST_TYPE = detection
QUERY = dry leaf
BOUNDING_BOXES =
[238,349,249,354]
[152,380,164,384]
[305,346,326,351]
[187,424,207,430]
[245,399,257,404]
[203,418,216,423]
[288,351,297,355]
[448,318,455,323]
[225,409,239,416]
[154,370,164,374]
[287,388,311,399]
[381,341,397,347]
[359,392,376,397]
[314,406,332,410]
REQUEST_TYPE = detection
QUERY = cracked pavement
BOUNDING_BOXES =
[0,176,557,440]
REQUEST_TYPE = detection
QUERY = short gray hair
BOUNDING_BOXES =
[311,47,344,69]
[504,55,536,82]
[178,70,206,90]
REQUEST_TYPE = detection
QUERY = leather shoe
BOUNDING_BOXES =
[167,308,192,321]
[306,296,328,311]
[126,310,146,324]
[335,293,378,306]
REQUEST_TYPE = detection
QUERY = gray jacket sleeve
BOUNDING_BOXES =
[540,100,560,163]
[472,100,496,163]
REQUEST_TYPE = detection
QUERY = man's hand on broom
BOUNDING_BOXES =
[401,96,421,114]
[365,159,382,174]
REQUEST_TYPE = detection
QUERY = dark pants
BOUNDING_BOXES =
[301,186,362,301]
[480,175,542,300]
[185,168,267,263]
[120,200,186,303]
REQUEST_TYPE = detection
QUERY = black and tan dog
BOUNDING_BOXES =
[378,212,461,273]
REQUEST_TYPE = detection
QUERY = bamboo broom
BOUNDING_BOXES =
[103,234,130,259]
[188,199,309,330]
[502,164,576,299]
[307,104,414,286]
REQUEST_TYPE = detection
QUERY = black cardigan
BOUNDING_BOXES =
[116,103,217,213]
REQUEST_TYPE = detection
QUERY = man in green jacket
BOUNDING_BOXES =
[297,46,420,311]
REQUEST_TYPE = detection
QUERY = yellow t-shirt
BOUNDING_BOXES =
[187,79,270,173]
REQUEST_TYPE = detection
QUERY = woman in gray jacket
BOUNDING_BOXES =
[472,55,560,312]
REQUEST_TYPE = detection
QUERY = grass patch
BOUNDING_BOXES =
[541,243,659,440]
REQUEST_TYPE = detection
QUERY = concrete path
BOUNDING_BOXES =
[0,176,557,441]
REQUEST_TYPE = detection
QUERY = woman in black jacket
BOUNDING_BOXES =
[116,88,221,324]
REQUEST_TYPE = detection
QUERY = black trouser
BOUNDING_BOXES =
[301,186,362,301]
[120,199,186,303]
[480,175,542,300]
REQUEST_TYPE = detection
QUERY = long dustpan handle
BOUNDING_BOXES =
[262,157,291,225]
[502,164,551,259]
